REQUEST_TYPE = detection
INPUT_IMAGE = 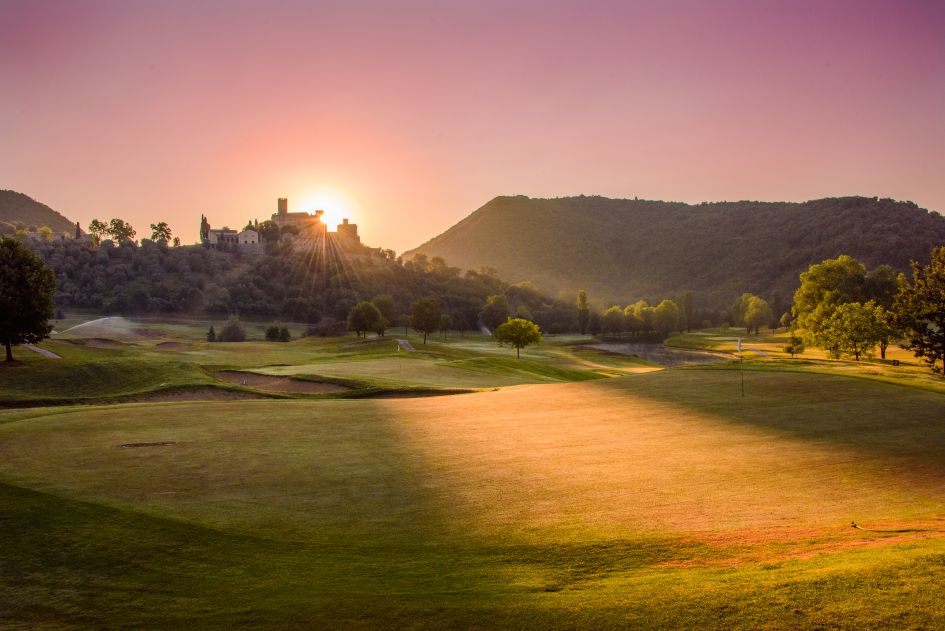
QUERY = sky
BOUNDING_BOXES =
[1,0,943,251]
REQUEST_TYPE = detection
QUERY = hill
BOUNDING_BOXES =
[406,195,945,309]
[0,189,78,235]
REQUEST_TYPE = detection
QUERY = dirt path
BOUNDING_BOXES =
[23,344,61,359]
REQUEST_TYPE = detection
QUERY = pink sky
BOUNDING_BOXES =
[2,0,943,251]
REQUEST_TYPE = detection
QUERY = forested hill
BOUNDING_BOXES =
[406,195,945,308]
[0,190,77,235]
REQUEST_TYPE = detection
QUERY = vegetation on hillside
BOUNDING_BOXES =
[24,237,578,334]
[0,189,78,236]
[406,194,945,309]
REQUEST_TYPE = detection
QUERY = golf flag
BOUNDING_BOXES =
[737,337,741,352]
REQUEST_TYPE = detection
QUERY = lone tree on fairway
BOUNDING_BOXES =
[895,246,945,374]
[411,298,441,344]
[494,318,542,358]
[0,238,56,361]
[347,301,382,338]
[784,331,805,358]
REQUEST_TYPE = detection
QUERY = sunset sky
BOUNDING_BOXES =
[2,0,943,251]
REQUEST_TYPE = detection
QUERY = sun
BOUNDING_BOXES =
[296,188,356,228]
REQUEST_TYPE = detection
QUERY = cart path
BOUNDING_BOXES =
[23,344,61,359]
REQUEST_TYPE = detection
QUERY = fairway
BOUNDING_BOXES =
[2,367,945,628]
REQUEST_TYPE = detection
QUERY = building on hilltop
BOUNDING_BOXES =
[205,227,259,248]
[271,197,328,238]
[335,218,360,245]
[200,198,359,249]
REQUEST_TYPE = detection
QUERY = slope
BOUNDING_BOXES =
[0,189,78,235]
[406,195,945,308]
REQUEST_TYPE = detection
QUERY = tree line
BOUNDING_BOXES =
[790,249,945,373]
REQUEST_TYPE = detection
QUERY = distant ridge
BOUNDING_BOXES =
[406,195,945,308]
[0,190,78,235]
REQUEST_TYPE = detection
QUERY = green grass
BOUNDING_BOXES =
[1,368,945,627]
[3,320,945,627]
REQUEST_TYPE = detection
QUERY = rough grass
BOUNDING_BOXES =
[1,369,944,627]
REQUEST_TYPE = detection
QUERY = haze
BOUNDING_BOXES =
[1,0,943,251]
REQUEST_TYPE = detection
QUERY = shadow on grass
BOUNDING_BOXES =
[590,365,945,464]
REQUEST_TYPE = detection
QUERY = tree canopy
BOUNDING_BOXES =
[817,301,883,361]
[895,246,945,374]
[411,298,441,344]
[347,301,382,338]
[0,238,56,361]
[493,317,542,358]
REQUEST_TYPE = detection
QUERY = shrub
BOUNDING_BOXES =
[219,316,246,342]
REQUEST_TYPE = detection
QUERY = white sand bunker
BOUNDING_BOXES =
[215,371,350,394]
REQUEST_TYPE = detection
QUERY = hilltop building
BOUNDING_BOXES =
[206,227,259,247]
[271,197,328,237]
[200,198,359,248]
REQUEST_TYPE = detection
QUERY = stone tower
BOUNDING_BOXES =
[277,198,288,215]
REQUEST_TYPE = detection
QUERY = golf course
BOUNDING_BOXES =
[2,318,944,628]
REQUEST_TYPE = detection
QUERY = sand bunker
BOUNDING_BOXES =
[214,371,350,394]
[124,387,269,402]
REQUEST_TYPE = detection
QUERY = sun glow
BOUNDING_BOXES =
[296,188,357,228]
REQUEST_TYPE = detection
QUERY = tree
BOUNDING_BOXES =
[576,289,590,334]
[623,305,643,337]
[653,299,680,337]
[631,300,654,335]
[150,221,172,243]
[278,326,291,342]
[872,304,899,360]
[601,306,624,339]
[439,313,452,339]
[743,295,772,335]
[792,255,867,341]
[494,318,542,358]
[265,322,282,341]
[172,236,181,247]
[818,302,882,361]
[219,316,246,342]
[479,294,510,332]
[347,301,382,338]
[371,294,396,336]
[207,325,216,342]
[38,226,53,241]
[895,246,945,373]
[411,298,441,344]
[784,331,805,358]
[0,238,56,361]
[108,218,137,243]
[88,219,108,245]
